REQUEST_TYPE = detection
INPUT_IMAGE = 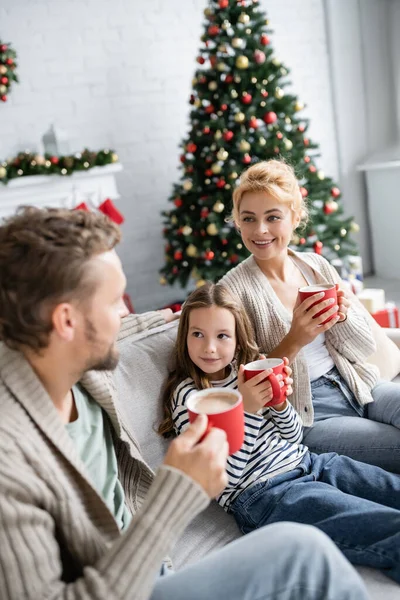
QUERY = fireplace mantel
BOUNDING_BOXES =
[0,163,123,220]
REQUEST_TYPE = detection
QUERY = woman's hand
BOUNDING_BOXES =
[287,292,340,349]
[335,283,351,322]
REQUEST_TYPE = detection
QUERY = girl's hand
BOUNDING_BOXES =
[238,365,284,413]
[287,292,340,349]
[282,357,293,399]
[335,283,351,322]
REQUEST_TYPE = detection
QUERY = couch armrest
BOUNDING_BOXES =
[383,328,400,348]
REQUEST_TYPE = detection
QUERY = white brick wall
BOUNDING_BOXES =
[0,0,338,311]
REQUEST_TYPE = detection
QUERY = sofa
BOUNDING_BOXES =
[115,319,400,599]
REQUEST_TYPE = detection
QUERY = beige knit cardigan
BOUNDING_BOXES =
[220,251,379,426]
[0,312,209,599]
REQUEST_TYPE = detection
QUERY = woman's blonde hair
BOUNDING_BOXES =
[158,282,259,438]
[230,159,308,228]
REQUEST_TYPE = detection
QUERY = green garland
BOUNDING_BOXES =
[0,41,18,102]
[0,148,119,184]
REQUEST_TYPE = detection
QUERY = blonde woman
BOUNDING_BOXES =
[220,159,400,473]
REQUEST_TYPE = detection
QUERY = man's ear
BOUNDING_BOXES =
[52,303,77,342]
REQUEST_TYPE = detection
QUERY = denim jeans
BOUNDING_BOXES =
[150,522,369,600]
[231,451,400,585]
[302,367,400,473]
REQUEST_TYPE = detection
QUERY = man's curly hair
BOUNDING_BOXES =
[0,206,121,351]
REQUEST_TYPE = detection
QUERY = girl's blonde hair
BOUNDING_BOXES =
[230,159,308,228]
[158,282,259,438]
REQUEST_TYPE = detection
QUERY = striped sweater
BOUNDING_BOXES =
[0,312,209,600]
[172,366,307,510]
[219,251,380,427]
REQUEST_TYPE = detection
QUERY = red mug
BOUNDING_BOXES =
[187,388,244,455]
[244,358,287,406]
[298,284,338,324]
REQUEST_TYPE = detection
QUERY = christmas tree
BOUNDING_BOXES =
[160,0,359,288]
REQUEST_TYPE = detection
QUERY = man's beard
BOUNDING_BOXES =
[84,318,120,372]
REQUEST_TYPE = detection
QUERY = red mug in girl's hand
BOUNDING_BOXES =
[187,388,244,455]
[243,358,287,406]
[298,284,338,324]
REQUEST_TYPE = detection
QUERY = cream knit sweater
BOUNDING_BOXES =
[220,251,379,427]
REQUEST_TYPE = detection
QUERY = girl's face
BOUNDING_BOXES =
[187,305,237,381]
[238,190,300,263]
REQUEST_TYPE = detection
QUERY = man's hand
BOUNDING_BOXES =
[163,415,229,498]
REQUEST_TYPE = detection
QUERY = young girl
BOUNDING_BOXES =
[160,282,400,585]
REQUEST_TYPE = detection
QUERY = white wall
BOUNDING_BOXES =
[0,0,338,311]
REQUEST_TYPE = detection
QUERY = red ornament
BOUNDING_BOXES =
[230,254,239,263]
[323,201,337,215]
[201,208,209,218]
[209,55,217,68]
[186,166,194,173]
[172,266,179,275]
[205,104,215,114]
[205,169,213,176]
[186,142,197,153]
[274,146,280,154]
[303,138,310,146]
[189,94,195,105]
[309,165,317,173]
[223,130,234,141]
[197,56,205,64]
[221,103,228,111]
[242,154,251,164]
[219,0,229,7]
[253,50,266,65]
[0,95,7,102]
[298,124,305,133]
[222,238,228,245]
[203,126,211,134]
[276,132,283,139]
[299,187,308,198]
[208,25,220,36]
[0,77,8,84]
[180,154,186,163]
[261,89,269,97]
[331,187,341,198]
[174,250,183,261]
[248,117,258,129]
[313,241,323,255]
[50,156,59,165]
[304,156,311,163]
[199,75,207,84]
[300,238,306,245]
[0,44,8,52]
[216,178,226,188]
[5,58,13,66]
[242,93,252,104]
[263,111,277,125]
[205,250,215,260]
[174,197,183,207]
[260,34,270,45]
[225,74,233,83]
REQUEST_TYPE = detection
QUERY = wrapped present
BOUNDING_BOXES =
[371,303,399,328]
[358,288,385,313]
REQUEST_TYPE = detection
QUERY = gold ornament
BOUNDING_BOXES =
[237,243,243,249]
[334,244,341,251]
[218,44,228,53]
[196,279,207,288]
[0,166,6,178]
[232,38,243,49]
[194,98,201,108]
[222,251,227,258]
[217,148,228,161]
[210,144,217,151]
[229,171,238,179]
[236,55,249,70]
[239,139,251,152]
[45,160,51,167]
[159,276,167,286]
[251,77,257,84]
[292,234,300,245]
[204,7,212,17]
[207,223,219,236]
[217,62,227,71]
[213,201,225,213]
[182,225,193,236]
[183,179,193,191]
[285,117,291,124]
[275,87,284,99]
[262,79,268,85]
[192,77,198,86]
[0,65,6,75]
[222,19,231,30]
[294,101,304,112]
[61,168,67,175]
[0,85,7,94]
[272,58,281,67]
[280,68,288,75]
[260,101,266,107]
[259,137,266,146]
[234,75,241,83]
[171,215,178,225]
[186,244,198,257]
[245,28,251,34]
[215,130,222,140]
[238,12,250,24]
[350,222,360,233]
[225,183,231,189]
[284,139,293,151]
[211,162,222,174]
[231,89,239,99]
[111,152,118,162]
[317,170,325,180]
[208,81,217,91]
[340,228,347,237]
[205,178,211,184]
[234,112,245,123]
[265,19,269,25]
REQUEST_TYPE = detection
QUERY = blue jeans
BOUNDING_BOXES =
[150,522,368,600]
[231,451,400,585]
[302,367,400,473]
